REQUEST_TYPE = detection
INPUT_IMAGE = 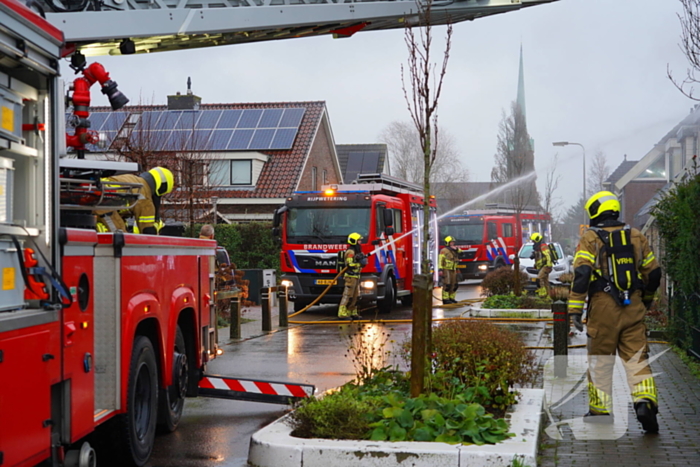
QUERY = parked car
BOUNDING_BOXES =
[516,242,573,288]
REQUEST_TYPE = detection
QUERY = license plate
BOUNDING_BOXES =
[315,279,336,285]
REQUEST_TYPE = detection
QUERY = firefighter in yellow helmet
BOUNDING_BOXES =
[439,236,463,304]
[530,232,553,298]
[568,191,661,432]
[95,167,175,235]
[338,232,366,320]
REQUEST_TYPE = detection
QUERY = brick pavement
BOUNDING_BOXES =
[537,341,700,466]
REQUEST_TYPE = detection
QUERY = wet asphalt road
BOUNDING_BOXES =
[143,281,545,467]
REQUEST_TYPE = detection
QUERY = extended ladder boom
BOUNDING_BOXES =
[37,0,557,55]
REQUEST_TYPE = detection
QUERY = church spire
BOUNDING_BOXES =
[517,44,526,119]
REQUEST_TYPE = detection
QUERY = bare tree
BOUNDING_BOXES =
[379,120,469,199]
[542,153,563,217]
[669,0,700,99]
[587,150,611,195]
[401,0,452,397]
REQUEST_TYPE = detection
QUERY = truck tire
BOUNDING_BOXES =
[378,275,395,314]
[158,326,187,432]
[121,336,158,466]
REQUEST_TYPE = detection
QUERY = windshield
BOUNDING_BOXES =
[286,207,370,241]
[519,243,564,260]
[439,222,484,244]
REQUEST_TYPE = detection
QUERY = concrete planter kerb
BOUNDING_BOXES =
[248,388,544,467]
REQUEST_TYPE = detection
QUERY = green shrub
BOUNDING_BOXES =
[482,294,550,309]
[481,266,527,297]
[429,320,537,410]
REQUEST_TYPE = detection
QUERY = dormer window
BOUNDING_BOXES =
[209,152,269,187]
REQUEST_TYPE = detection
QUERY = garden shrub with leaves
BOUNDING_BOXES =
[481,266,527,297]
[482,294,550,309]
[428,321,537,411]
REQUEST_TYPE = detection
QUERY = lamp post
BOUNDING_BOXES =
[211,196,218,225]
[552,141,586,225]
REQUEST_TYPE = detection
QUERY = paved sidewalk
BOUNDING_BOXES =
[536,341,700,466]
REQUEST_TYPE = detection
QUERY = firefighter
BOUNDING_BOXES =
[338,232,366,320]
[530,232,553,298]
[439,236,462,304]
[568,191,662,433]
[95,167,174,234]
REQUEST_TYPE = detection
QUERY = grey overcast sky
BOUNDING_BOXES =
[69,0,693,217]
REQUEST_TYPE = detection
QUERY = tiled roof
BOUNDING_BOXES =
[86,101,327,199]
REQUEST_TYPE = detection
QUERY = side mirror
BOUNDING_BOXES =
[272,227,280,237]
[371,239,381,246]
[567,255,573,262]
[383,208,394,227]
[385,227,395,236]
[272,206,288,228]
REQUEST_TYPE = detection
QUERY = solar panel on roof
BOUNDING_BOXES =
[198,110,222,128]
[192,129,212,147]
[279,108,305,128]
[176,111,200,129]
[165,130,192,150]
[250,129,275,149]
[102,112,128,132]
[345,153,364,182]
[87,112,109,131]
[208,130,232,150]
[228,129,254,150]
[136,111,163,130]
[157,111,182,130]
[269,128,297,150]
[217,110,242,129]
[237,109,263,129]
[259,108,283,128]
[361,152,381,173]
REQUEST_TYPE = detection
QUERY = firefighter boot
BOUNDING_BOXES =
[634,399,659,433]
[350,308,362,320]
[584,383,614,424]
[338,305,351,320]
[633,378,659,433]
[442,290,451,304]
[448,291,457,304]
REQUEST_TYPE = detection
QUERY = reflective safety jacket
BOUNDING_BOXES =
[343,248,363,278]
[439,246,461,271]
[568,225,660,314]
[534,243,553,270]
[96,174,158,234]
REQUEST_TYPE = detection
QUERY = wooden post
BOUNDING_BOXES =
[552,300,568,378]
[278,286,288,327]
[229,296,240,340]
[261,287,272,332]
[411,274,430,397]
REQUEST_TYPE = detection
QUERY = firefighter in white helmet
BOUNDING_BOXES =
[569,191,662,432]
[95,166,174,234]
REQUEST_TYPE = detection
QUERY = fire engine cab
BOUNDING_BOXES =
[274,173,438,313]
[438,205,551,279]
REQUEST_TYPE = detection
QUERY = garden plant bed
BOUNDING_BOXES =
[248,388,544,467]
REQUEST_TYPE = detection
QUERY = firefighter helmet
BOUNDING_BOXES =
[530,232,543,243]
[149,167,175,196]
[348,232,363,245]
[445,236,455,244]
[585,191,620,221]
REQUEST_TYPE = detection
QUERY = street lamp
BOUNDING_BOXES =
[552,141,586,225]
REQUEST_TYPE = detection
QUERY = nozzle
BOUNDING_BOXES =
[101,80,129,110]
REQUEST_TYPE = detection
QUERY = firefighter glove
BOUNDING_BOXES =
[571,313,584,332]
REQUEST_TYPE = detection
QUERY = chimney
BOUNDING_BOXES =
[167,77,201,110]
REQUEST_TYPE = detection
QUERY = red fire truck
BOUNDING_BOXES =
[273,174,438,313]
[438,205,551,279]
[0,2,312,466]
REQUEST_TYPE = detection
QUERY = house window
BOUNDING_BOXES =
[323,169,327,185]
[210,159,252,186]
[312,167,318,191]
[637,154,666,179]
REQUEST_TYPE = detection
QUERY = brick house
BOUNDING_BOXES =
[72,95,344,223]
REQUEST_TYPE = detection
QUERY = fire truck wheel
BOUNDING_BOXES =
[158,326,187,432]
[121,336,158,466]
[378,275,395,314]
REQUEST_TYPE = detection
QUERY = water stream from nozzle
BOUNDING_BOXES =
[367,170,537,258]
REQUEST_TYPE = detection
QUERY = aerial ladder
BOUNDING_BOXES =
[35,0,558,56]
